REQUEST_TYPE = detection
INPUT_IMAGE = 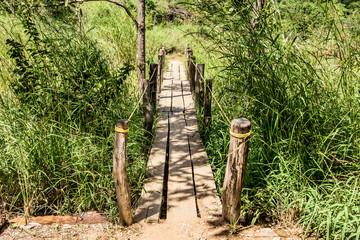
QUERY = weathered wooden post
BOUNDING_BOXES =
[186,49,193,85]
[189,55,196,93]
[222,118,251,224]
[113,120,133,226]
[185,46,189,78]
[157,51,164,94]
[160,47,166,85]
[185,44,190,56]
[204,78,212,126]
[143,79,153,134]
[149,63,158,109]
[195,63,205,107]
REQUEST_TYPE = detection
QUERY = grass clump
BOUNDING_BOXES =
[189,0,360,238]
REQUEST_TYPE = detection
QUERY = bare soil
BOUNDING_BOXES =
[0,212,304,240]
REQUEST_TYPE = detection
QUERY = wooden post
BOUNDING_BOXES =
[137,0,146,95]
[160,48,166,85]
[113,120,133,226]
[186,49,193,84]
[157,52,164,94]
[143,79,153,134]
[195,63,205,107]
[149,63,158,109]
[204,78,212,126]
[189,55,196,93]
[222,118,251,224]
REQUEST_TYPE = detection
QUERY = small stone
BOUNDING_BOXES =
[21,223,41,229]
[62,224,72,229]
[208,216,213,219]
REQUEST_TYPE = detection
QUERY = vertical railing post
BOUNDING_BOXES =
[189,55,196,93]
[113,120,132,226]
[157,51,164,95]
[195,63,205,107]
[160,47,166,85]
[186,49,193,84]
[204,78,212,126]
[222,118,251,224]
[143,79,153,135]
[149,63,158,109]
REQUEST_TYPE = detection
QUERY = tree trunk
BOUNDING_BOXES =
[138,0,146,95]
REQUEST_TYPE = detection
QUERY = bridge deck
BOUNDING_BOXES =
[134,59,221,224]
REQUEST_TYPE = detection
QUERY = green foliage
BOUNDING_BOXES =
[191,0,360,238]
[0,2,150,222]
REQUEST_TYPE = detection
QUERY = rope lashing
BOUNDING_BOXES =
[230,130,251,139]
[115,126,129,133]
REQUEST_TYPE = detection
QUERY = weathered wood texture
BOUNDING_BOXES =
[186,49,193,88]
[134,113,168,223]
[137,0,146,94]
[222,118,251,224]
[135,59,221,224]
[160,48,166,85]
[167,111,197,221]
[204,78,212,126]
[149,63,158,109]
[171,62,183,112]
[158,67,173,113]
[189,55,196,93]
[113,120,132,226]
[195,63,205,107]
[157,52,164,95]
[143,79,153,135]
[182,78,221,218]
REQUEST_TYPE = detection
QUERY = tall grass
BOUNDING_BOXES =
[190,0,360,238]
[0,2,152,222]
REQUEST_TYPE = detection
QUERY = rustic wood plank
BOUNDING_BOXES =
[170,61,184,112]
[182,76,222,218]
[167,111,198,221]
[135,58,220,225]
[134,113,169,223]
[182,77,195,113]
[158,78,172,112]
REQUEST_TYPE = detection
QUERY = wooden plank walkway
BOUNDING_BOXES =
[134,59,221,224]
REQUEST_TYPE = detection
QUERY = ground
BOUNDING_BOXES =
[0,212,304,240]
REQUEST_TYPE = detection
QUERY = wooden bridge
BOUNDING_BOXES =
[134,59,221,224]
[129,58,282,239]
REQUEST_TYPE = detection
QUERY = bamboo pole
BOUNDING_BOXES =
[113,120,132,226]
[222,118,251,224]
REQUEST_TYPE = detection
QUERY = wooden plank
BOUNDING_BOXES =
[158,78,172,112]
[182,84,221,218]
[134,113,169,223]
[170,61,184,112]
[182,78,195,113]
[166,111,198,221]
[179,62,186,81]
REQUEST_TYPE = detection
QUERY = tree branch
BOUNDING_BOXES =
[44,0,138,28]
